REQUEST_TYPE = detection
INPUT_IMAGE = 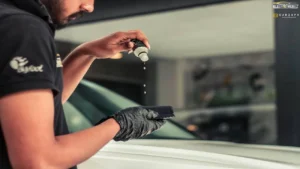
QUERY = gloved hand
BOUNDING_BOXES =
[97,107,166,141]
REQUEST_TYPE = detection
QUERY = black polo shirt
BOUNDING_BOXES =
[0,0,76,169]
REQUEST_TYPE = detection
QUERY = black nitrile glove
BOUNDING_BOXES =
[96,107,166,141]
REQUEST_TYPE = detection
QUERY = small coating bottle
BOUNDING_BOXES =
[131,39,149,62]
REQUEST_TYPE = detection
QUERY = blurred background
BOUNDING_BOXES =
[55,0,300,146]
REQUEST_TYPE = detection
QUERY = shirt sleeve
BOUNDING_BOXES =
[0,14,59,98]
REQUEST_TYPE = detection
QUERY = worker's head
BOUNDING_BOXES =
[40,0,94,27]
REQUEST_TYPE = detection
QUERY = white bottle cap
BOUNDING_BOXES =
[134,46,149,62]
[139,53,149,62]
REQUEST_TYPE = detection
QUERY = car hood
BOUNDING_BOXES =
[78,140,300,169]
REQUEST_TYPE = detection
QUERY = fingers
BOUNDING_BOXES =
[145,110,159,119]
[150,119,166,132]
[113,106,166,141]
[127,41,135,49]
[116,30,151,49]
[155,120,166,128]
[120,41,134,52]
[142,120,166,137]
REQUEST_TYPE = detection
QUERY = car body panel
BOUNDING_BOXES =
[66,80,300,169]
[78,141,300,169]
[118,140,300,166]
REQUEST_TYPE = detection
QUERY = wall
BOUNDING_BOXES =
[153,51,275,109]
[184,51,276,109]
[154,59,186,109]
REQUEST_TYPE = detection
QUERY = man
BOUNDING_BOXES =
[0,0,166,169]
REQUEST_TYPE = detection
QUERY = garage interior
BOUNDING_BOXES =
[54,0,300,146]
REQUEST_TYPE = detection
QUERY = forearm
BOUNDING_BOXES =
[47,119,119,169]
[62,46,96,103]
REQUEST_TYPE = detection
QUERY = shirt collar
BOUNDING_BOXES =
[8,0,55,32]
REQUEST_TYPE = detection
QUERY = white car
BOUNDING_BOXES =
[64,80,300,169]
[79,140,300,169]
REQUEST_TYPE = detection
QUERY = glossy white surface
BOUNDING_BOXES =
[78,140,300,169]
[121,140,300,166]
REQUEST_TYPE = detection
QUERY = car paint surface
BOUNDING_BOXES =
[78,140,300,169]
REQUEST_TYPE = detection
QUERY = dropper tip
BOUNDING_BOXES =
[139,53,149,62]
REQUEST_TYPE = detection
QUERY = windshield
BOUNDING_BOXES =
[64,80,197,140]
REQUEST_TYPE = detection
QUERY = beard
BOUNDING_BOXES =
[40,0,63,28]
[40,0,86,29]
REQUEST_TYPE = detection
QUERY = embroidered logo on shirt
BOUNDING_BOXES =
[10,57,43,74]
[56,54,63,68]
